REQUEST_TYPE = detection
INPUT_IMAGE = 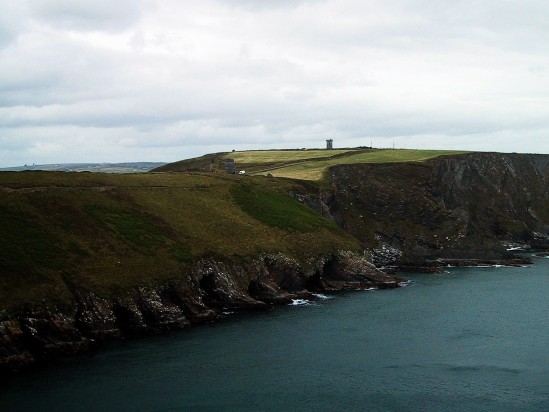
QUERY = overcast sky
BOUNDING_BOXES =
[1,0,548,166]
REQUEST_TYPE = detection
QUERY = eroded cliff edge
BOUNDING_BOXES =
[298,152,549,270]
[0,251,399,372]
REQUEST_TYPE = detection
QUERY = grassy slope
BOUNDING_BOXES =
[240,149,468,181]
[226,149,357,163]
[0,171,359,312]
[221,149,363,174]
[153,153,224,172]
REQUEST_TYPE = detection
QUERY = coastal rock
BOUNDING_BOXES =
[73,289,119,339]
[260,253,309,292]
[248,278,295,305]
[370,244,402,269]
[197,260,267,310]
[0,320,33,370]
[18,313,91,359]
[248,254,318,304]
[77,286,191,337]
[112,297,149,335]
[134,288,189,331]
[532,232,549,250]
[162,281,217,323]
[311,251,402,291]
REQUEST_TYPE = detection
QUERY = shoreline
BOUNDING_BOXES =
[1,251,540,376]
[0,251,401,375]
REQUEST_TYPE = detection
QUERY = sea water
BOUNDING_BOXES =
[1,255,548,411]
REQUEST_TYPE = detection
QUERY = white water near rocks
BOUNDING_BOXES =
[1,255,548,411]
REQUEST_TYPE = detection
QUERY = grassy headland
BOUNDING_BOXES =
[156,148,468,181]
[0,148,473,311]
[0,171,359,312]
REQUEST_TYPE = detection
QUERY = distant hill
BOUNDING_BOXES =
[0,162,166,173]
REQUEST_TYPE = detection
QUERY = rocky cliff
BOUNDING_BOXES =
[300,152,549,270]
[0,251,400,373]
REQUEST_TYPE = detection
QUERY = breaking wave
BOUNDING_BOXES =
[289,299,313,306]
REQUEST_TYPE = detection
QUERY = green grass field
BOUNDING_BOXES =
[219,148,365,175]
[225,149,358,164]
[225,149,468,181]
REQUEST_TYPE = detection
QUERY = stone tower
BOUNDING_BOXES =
[326,139,333,149]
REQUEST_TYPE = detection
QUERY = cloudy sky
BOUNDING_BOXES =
[1,0,548,166]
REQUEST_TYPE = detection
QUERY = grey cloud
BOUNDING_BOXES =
[0,2,30,48]
[401,0,549,52]
[224,0,320,11]
[28,0,146,32]
[0,23,18,49]
[267,0,549,54]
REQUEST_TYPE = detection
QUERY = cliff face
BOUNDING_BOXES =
[430,153,548,246]
[313,153,549,268]
[0,252,400,372]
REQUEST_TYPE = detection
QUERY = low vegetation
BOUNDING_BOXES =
[157,148,468,181]
[227,149,468,181]
[231,183,338,232]
[227,149,357,164]
[0,171,359,312]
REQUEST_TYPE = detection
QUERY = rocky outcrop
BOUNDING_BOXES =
[0,312,92,371]
[197,260,266,310]
[0,319,34,370]
[308,251,401,291]
[0,251,401,373]
[249,254,310,304]
[72,289,119,338]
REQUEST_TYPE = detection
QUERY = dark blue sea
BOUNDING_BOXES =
[1,255,548,411]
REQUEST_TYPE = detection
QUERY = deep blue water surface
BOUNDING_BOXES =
[1,255,548,411]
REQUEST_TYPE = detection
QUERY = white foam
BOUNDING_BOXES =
[289,299,312,306]
[312,293,333,300]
